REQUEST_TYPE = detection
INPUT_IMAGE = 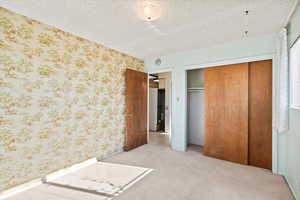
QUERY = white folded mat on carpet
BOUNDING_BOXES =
[48,162,152,196]
[5,162,152,200]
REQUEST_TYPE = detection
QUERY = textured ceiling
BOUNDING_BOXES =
[0,0,296,59]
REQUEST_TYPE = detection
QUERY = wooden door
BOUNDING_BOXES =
[249,60,272,169]
[203,63,249,165]
[124,69,148,151]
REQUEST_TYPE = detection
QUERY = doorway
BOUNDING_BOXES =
[187,69,205,152]
[148,72,172,147]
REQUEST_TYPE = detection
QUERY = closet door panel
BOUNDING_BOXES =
[203,63,249,165]
[249,60,272,169]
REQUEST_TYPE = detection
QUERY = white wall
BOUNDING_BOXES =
[145,34,288,174]
[285,3,300,199]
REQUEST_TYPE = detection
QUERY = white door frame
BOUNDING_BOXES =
[183,53,278,174]
[147,69,173,145]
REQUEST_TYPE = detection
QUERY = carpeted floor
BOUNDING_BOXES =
[103,135,294,200]
[148,132,170,146]
[4,134,294,200]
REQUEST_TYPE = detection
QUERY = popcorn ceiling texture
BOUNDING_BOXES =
[0,7,143,192]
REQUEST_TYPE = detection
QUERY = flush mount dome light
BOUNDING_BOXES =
[138,1,162,22]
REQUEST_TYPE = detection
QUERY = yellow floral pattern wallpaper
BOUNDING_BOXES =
[0,7,144,192]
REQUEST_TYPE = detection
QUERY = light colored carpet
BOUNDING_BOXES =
[103,143,294,200]
[5,136,294,200]
[149,132,170,146]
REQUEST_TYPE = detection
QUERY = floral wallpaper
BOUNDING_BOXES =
[0,7,144,192]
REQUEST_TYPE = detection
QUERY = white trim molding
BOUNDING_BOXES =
[184,54,274,70]
[147,68,173,74]
[285,176,299,200]
[0,179,42,200]
[43,158,98,183]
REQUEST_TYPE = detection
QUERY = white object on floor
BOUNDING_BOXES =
[5,183,110,200]
[48,162,152,196]
[1,151,125,199]
[4,162,152,200]
[0,157,100,200]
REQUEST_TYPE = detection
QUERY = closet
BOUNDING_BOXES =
[187,69,205,146]
[203,60,272,169]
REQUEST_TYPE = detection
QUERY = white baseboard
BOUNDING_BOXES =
[0,179,42,200]
[0,149,123,200]
[43,157,98,183]
[285,176,299,200]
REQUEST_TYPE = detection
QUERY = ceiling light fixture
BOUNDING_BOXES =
[138,1,162,22]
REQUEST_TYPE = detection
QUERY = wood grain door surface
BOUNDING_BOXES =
[124,69,148,151]
[203,63,249,165]
[203,60,272,169]
[249,60,272,169]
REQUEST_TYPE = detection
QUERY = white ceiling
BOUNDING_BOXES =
[0,0,295,59]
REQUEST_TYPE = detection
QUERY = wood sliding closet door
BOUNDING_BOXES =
[249,60,272,169]
[124,69,148,151]
[203,63,249,165]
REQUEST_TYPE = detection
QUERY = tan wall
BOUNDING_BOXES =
[0,7,143,191]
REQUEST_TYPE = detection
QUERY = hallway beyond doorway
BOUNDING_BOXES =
[149,132,169,147]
